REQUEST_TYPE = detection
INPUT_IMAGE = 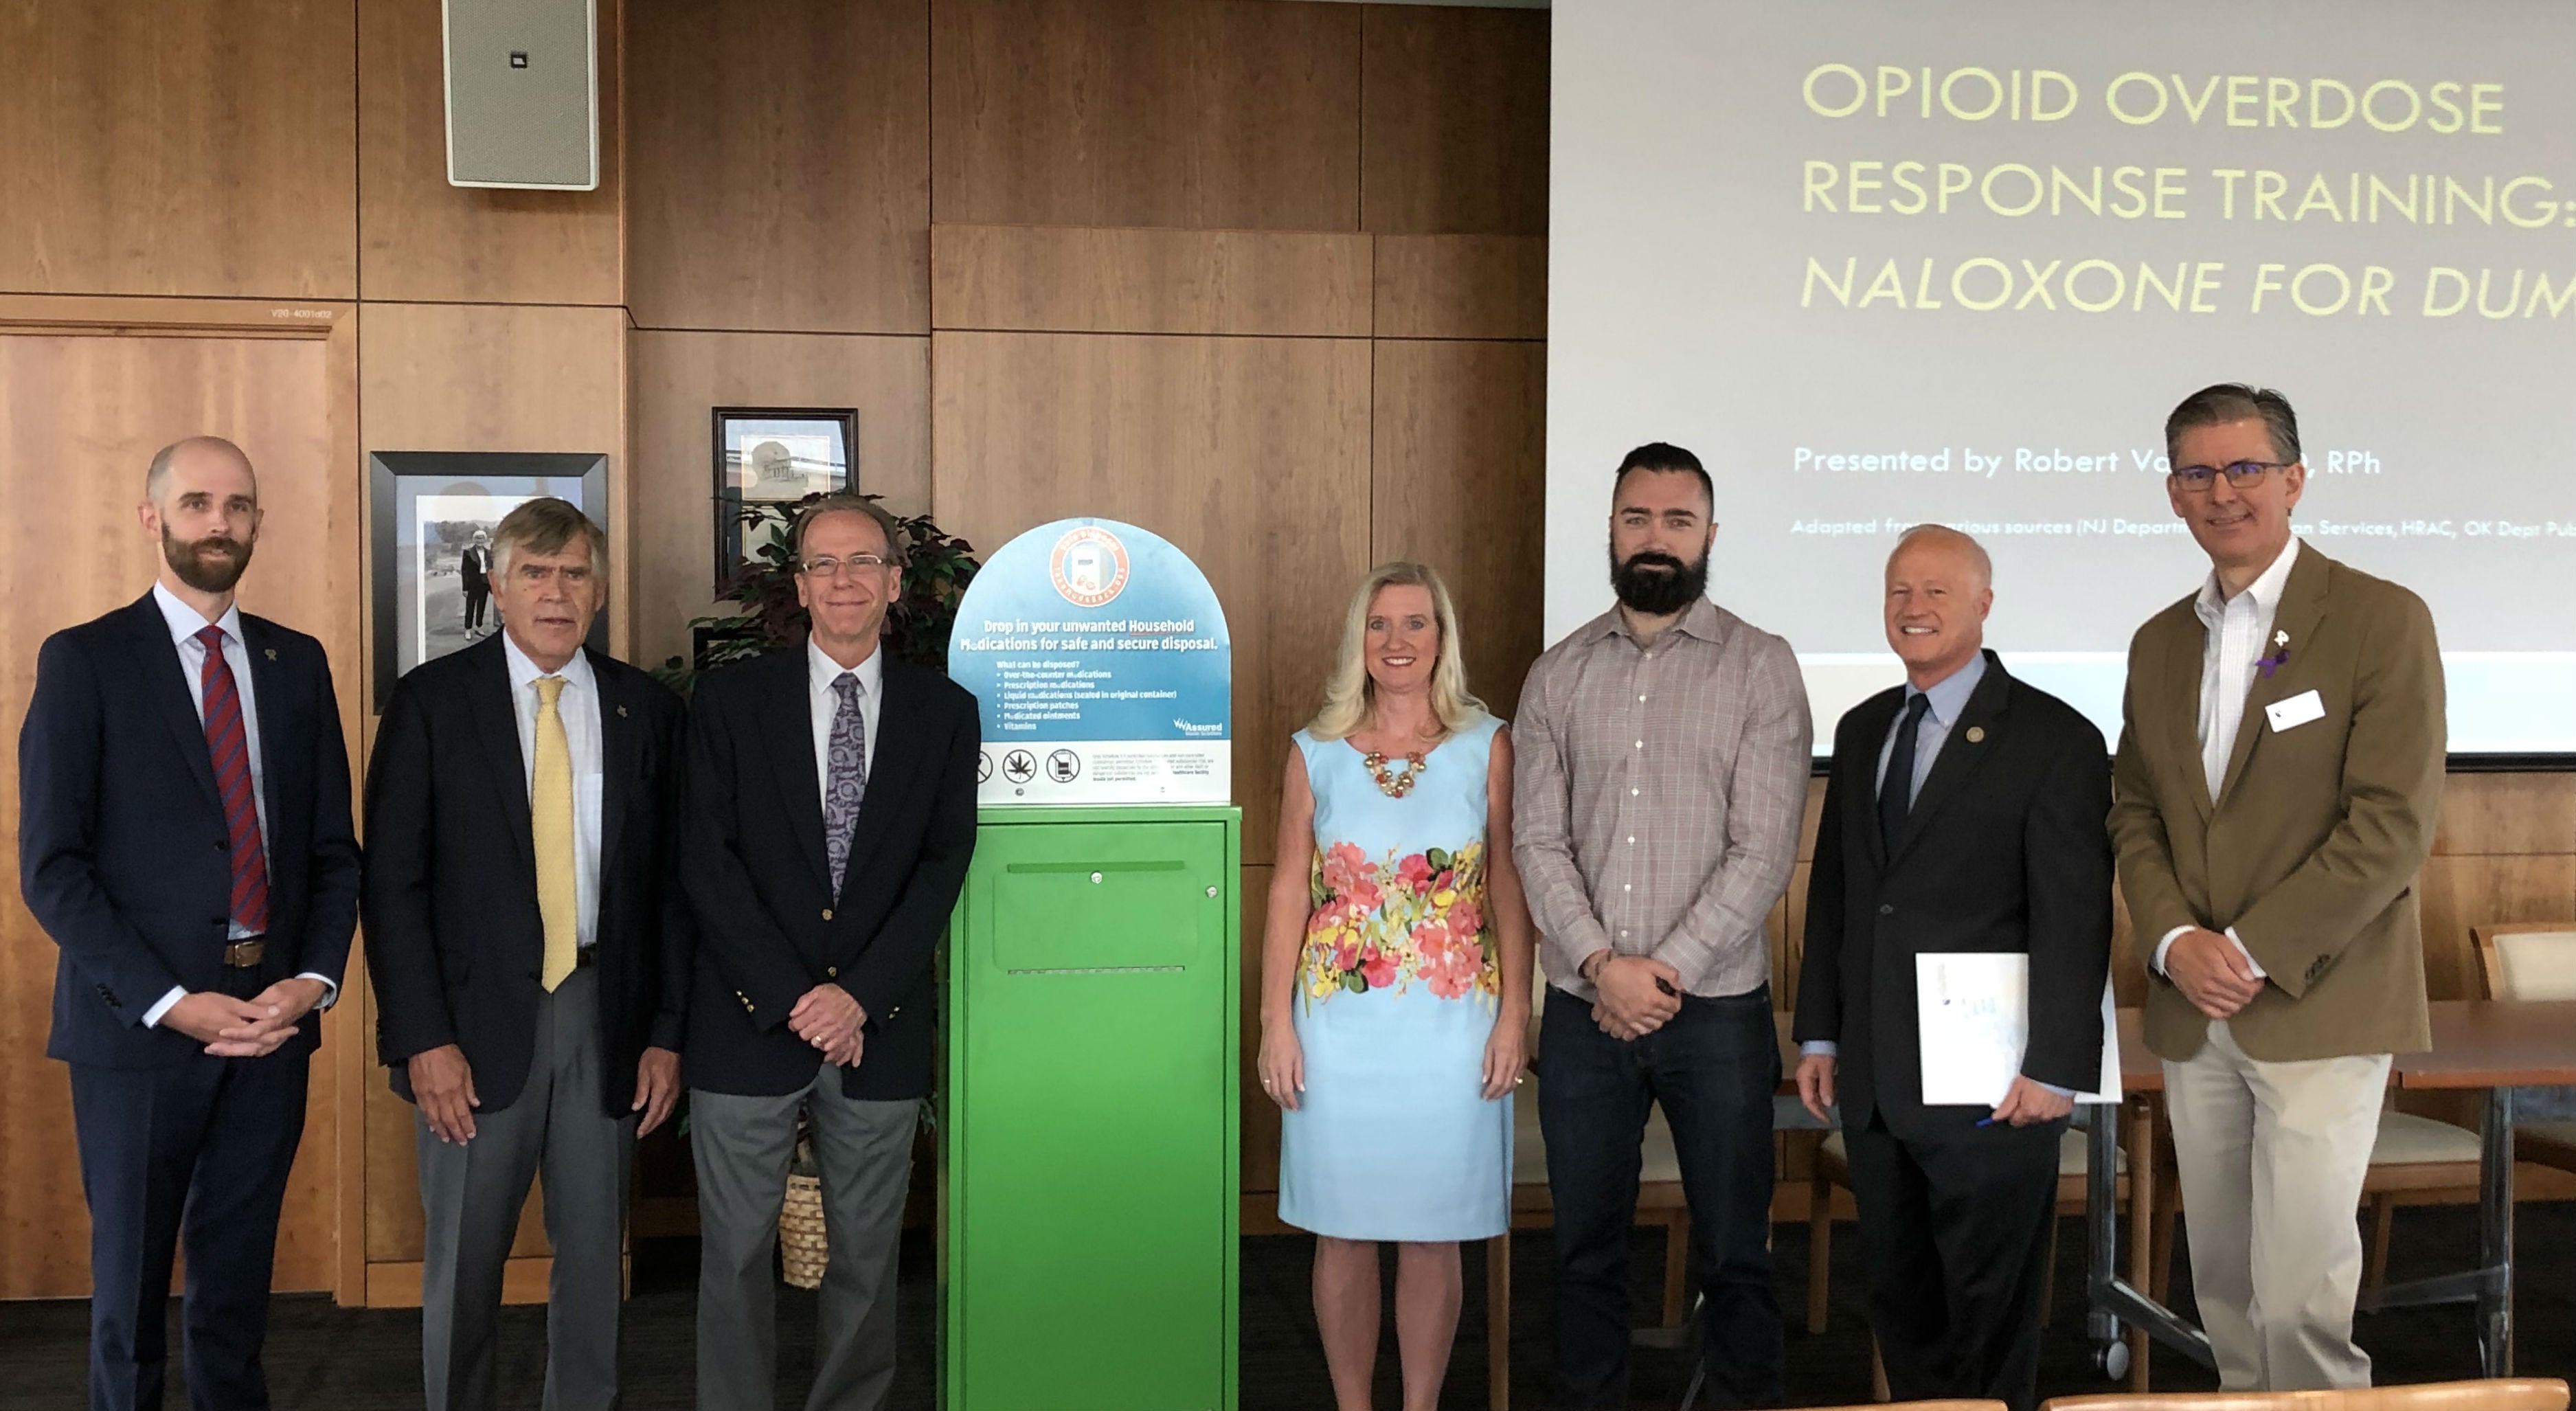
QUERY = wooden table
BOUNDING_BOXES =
[2083,1000,2576,1386]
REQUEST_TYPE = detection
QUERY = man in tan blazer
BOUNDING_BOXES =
[2110,383,2445,1391]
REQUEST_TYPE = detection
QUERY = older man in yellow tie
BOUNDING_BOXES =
[363,498,695,1410]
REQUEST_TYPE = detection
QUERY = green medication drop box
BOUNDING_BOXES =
[944,805,1241,1410]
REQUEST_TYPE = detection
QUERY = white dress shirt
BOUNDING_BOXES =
[504,634,605,949]
[2149,535,2303,981]
[808,637,884,800]
[143,583,339,1027]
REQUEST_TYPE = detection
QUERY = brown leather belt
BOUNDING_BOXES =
[223,939,265,968]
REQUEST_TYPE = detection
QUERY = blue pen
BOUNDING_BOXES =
[1976,1116,1999,1127]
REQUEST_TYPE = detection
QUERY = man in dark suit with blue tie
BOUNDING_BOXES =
[1794,525,2112,1411]
[682,495,980,1411]
[19,436,361,1411]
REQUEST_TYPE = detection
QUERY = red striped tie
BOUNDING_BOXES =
[196,624,271,935]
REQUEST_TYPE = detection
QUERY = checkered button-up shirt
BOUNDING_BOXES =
[1511,597,1813,1000]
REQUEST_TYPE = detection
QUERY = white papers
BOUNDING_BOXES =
[1915,953,2119,1106]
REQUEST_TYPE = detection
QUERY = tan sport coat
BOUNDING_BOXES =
[2110,543,2445,1063]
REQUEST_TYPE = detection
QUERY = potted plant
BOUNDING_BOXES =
[657,492,982,692]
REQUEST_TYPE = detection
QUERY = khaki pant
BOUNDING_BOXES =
[2163,1019,2390,1390]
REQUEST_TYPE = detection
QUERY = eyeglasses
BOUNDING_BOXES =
[797,553,894,578]
[2170,460,2292,493]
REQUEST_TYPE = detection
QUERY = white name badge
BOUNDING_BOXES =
[2265,689,2325,733]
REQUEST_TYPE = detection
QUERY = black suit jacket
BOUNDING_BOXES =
[459,547,492,592]
[361,637,693,1117]
[1793,651,2112,1138]
[681,646,980,1101]
[19,593,361,1068]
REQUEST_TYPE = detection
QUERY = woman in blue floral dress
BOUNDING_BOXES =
[1258,561,1534,1411]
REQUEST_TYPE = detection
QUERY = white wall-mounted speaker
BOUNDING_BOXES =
[442,0,600,191]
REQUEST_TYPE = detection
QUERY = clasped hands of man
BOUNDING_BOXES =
[2162,925,2266,1021]
[411,982,861,1146]
[160,977,331,1059]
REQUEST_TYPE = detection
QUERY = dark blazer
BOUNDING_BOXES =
[681,646,980,1102]
[19,593,361,1068]
[459,546,493,592]
[1794,651,2112,1139]
[361,636,693,1117]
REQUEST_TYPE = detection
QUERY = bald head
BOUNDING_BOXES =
[145,436,256,510]
[1887,523,1991,587]
[1883,523,1993,687]
[139,436,263,602]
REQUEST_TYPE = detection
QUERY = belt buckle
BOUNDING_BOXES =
[223,938,266,969]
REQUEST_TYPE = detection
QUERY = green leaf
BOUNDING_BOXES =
[1425,848,1451,871]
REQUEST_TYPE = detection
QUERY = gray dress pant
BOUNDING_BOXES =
[691,1070,918,1411]
[416,964,635,1411]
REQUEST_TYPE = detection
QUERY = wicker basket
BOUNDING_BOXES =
[780,1173,828,1289]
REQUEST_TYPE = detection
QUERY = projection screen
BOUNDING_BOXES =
[1546,0,2576,756]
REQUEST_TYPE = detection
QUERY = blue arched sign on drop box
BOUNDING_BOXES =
[948,517,1230,805]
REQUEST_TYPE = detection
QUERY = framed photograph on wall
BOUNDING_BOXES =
[713,407,855,589]
[368,451,610,711]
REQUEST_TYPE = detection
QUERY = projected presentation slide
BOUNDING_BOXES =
[1546,0,2576,755]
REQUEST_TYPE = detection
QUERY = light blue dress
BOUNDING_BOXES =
[1277,716,1512,1242]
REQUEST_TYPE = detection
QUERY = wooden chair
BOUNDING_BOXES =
[2470,924,2576,1174]
[1813,1403,2005,1411]
[2041,1375,2570,1411]
[2134,1090,2486,1311]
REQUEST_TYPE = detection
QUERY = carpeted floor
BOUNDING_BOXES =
[3,1206,2570,1408]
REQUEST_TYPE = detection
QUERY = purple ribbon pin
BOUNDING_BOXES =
[2258,631,2290,679]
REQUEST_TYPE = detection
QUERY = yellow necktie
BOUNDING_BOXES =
[532,675,578,992]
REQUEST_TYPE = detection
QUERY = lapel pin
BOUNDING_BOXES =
[1965,725,1985,743]
[2259,631,2292,679]
[263,648,277,661]
[617,704,630,717]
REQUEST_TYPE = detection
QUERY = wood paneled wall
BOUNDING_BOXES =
[10,0,2574,1304]
[625,0,927,333]
[357,0,625,306]
[0,2,358,298]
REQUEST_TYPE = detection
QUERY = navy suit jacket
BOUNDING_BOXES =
[681,646,979,1101]
[19,592,362,1068]
[1792,651,2113,1139]
[362,637,694,1116]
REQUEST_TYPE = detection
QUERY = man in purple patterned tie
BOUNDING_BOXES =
[19,436,361,1411]
[681,495,980,1411]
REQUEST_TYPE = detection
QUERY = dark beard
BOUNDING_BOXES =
[163,528,253,594]
[1609,546,1708,616]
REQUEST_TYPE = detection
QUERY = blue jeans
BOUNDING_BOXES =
[1538,984,1785,1409]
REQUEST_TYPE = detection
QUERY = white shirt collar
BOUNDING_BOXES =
[808,637,884,699]
[152,581,245,648]
[501,631,597,695]
[2194,534,2301,627]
